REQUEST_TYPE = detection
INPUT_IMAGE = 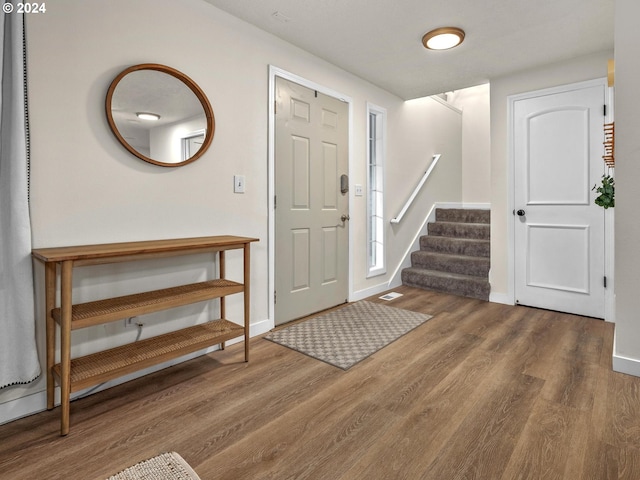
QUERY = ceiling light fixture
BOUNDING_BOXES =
[136,112,161,121]
[422,27,465,50]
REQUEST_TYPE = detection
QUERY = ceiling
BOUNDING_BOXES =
[202,0,614,100]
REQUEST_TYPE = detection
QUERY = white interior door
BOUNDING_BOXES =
[275,77,349,325]
[513,81,606,318]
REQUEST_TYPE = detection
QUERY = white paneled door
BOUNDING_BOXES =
[275,77,349,325]
[513,81,606,318]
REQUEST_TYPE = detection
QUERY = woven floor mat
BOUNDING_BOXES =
[106,452,200,480]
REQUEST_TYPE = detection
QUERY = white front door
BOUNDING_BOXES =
[274,77,349,325]
[513,80,606,318]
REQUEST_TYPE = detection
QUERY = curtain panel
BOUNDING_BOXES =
[0,8,41,389]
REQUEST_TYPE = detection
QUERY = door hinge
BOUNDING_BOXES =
[603,104,607,116]
[274,291,277,304]
[604,276,607,288]
[274,195,277,209]
[274,100,277,114]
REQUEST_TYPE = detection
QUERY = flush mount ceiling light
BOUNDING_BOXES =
[136,112,161,121]
[422,27,465,50]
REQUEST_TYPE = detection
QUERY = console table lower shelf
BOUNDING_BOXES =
[53,319,244,393]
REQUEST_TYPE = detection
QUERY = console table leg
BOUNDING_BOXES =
[244,243,250,362]
[45,262,56,411]
[219,250,226,352]
[59,261,73,436]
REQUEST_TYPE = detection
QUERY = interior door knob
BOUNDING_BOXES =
[517,209,526,216]
[341,214,350,222]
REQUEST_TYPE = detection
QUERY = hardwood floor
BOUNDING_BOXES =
[2,286,640,479]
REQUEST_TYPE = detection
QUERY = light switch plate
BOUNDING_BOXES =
[234,175,245,193]
[355,184,363,196]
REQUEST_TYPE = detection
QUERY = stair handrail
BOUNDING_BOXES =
[390,154,442,224]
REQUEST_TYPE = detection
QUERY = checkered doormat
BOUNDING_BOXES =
[265,301,432,370]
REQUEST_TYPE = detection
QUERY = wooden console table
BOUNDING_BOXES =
[32,235,258,435]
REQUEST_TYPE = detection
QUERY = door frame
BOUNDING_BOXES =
[267,66,354,327]
[507,77,615,321]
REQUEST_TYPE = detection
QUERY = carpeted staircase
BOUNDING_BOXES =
[401,208,490,301]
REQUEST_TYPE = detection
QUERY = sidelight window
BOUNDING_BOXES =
[367,104,386,277]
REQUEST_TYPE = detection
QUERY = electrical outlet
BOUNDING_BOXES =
[234,175,246,193]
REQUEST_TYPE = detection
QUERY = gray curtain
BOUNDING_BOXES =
[0,8,41,389]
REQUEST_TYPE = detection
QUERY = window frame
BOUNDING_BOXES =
[366,103,387,278]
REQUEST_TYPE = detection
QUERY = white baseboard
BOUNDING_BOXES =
[351,283,390,302]
[0,388,47,426]
[249,317,273,337]
[351,279,405,302]
[388,203,440,287]
[612,330,640,378]
[489,292,513,305]
[462,202,491,209]
[613,354,640,378]
[387,276,404,290]
[435,202,491,210]
[1,318,271,426]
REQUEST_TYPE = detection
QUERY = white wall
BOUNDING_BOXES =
[449,84,491,204]
[489,51,612,301]
[1,0,462,417]
[613,0,640,374]
[360,96,462,293]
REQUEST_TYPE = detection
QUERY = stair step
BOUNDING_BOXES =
[402,208,491,299]
[411,251,490,277]
[436,208,490,224]
[420,236,490,258]
[401,267,490,301]
[428,221,490,240]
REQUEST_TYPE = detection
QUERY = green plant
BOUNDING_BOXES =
[593,174,615,209]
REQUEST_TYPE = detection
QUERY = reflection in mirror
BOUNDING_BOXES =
[182,130,205,161]
[106,64,214,167]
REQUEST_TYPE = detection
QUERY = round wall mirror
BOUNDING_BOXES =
[106,64,214,167]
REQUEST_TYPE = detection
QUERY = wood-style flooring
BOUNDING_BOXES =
[1,286,640,479]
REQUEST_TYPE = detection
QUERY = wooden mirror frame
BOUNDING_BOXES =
[106,63,215,167]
